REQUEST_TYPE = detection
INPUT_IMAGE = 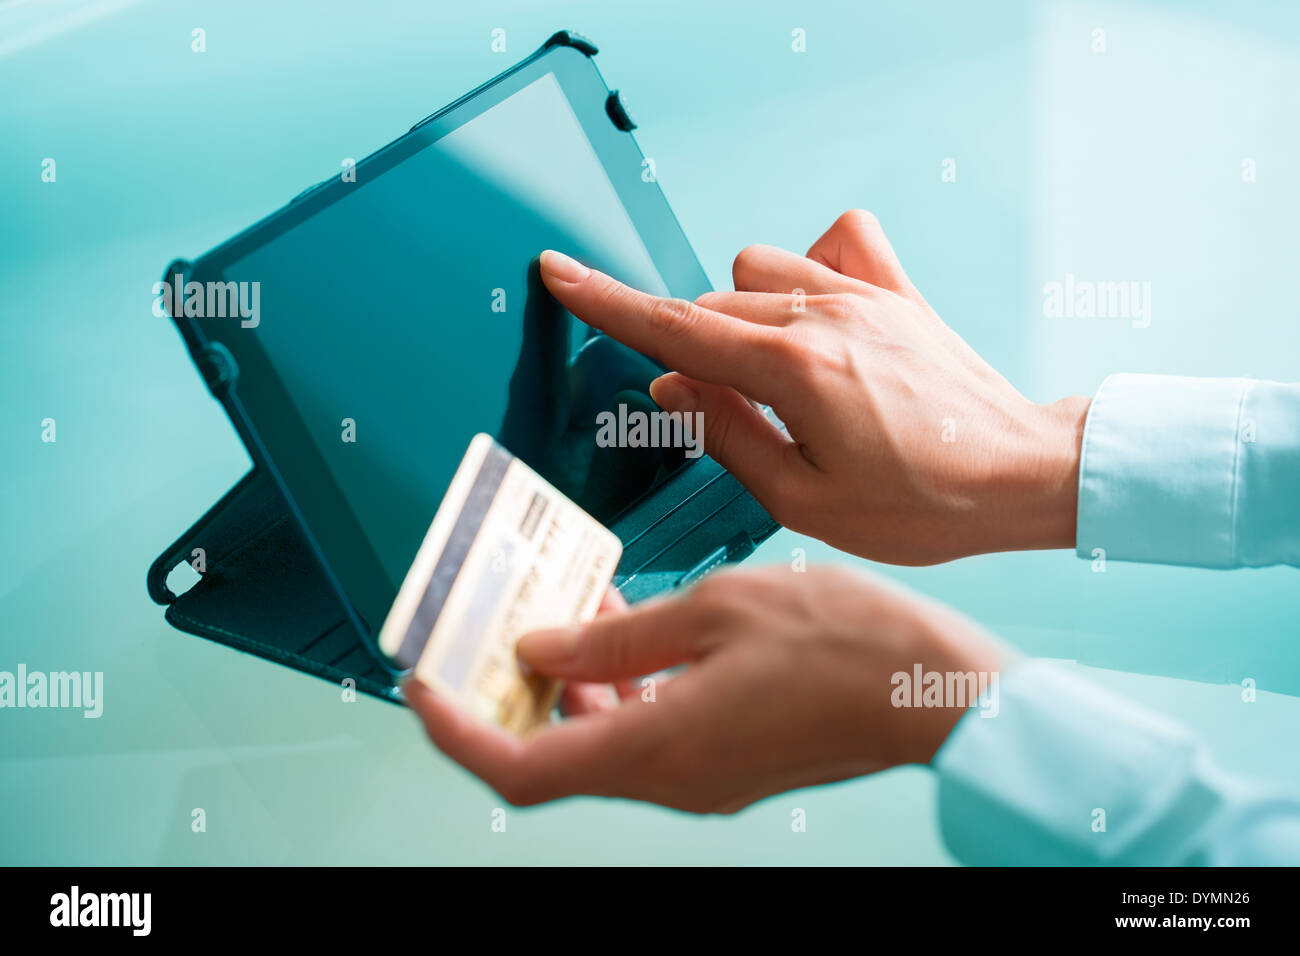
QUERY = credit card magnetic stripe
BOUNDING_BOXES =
[438,537,515,689]
[393,440,512,668]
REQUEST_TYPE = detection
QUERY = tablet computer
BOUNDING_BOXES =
[153,32,778,693]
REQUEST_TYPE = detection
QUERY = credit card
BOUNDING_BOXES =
[379,433,623,736]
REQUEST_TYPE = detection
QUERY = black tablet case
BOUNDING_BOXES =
[146,32,779,703]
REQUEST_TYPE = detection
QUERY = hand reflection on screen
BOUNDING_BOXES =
[497,259,686,522]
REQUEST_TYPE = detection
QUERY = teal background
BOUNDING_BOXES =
[2,0,1298,864]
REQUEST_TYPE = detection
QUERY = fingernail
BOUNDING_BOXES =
[517,625,582,670]
[649,374,698,412]
[539,249,590,284]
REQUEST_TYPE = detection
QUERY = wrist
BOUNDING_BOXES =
[983,395,1089,554]
[1037,395,1090,549]
[899,605,1010,765]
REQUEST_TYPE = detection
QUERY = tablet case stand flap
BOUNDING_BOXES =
[147,466,401,703]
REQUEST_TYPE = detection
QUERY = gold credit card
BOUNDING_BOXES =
[379,434,623,736]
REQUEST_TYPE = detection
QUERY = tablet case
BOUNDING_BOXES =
[146,32,780,703]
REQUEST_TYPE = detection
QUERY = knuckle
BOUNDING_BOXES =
[731,244,766,285]
[648,296,697,339]
[785,326,858,380]
[591,275,629,314]
[817,292,864,322]
[773,328,822,380]
[841,208,880,231]
[751,326,800,370]
[694,291,724,310]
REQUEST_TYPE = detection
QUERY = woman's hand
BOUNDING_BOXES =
[536,211,1090,564]
[403,567,1005,813]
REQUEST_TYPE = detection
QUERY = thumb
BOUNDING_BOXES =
[517,593,707,681]
[649,372,802,508]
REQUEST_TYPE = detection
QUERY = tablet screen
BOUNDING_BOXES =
[219,72,685,591]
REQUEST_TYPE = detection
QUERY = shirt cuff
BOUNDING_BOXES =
[1075,373,1249,568]
[933,659,1222,866]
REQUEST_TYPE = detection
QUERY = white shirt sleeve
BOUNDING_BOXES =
[933,659,1300,865]
[1076,374,1300,568]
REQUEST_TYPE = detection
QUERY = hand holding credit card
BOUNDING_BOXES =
[379,434,623,736]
